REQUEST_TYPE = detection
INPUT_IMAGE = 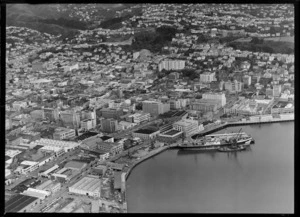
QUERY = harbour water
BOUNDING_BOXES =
[126,122,294,213]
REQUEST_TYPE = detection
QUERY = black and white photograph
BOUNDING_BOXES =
[3,2,295,214]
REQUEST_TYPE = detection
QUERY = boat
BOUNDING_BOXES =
[217,145,246,152]
[177,128,254,151]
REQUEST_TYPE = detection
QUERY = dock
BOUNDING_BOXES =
[192,115,294,138]
[122,114,294,212]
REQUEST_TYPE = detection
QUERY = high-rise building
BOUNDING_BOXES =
[101,118,119,133]
[158,60,185,71]
[142,101,170,116]
[202,92,226,107]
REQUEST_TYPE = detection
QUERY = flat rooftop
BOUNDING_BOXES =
[76,132,99,141]
[134,129,157,134]
[100,135,112,141]
[163,129,182,136]
[272,101,290,108]
[6,194,39,213]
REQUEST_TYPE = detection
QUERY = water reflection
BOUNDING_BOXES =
[177,150,217,159]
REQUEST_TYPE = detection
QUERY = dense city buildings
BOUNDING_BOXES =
[5,3,294,214]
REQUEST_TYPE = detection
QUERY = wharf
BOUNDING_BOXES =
[122,115,293,212]
[193,116,294,138]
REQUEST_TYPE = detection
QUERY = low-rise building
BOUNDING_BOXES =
[69,176,101,198]
[97,142,124,156]
[19,161,39,175]
[157,129,183,143]
[22,188,51,200]
[36,180,61,194]
[64,160,87,171]
[132,129,160,140]
[126,112,150,124]
[191,99,222,113]
[173,119,200,136]
[118,121,137,130]
[5,194,41,213]
[29,138,80,152]
[53,127,76,140]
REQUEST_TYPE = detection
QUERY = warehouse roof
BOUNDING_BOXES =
[6,194,39,213]
[64,161,87,170]
[134,129,157,134]
[70,177,100,192]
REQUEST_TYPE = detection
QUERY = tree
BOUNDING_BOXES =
[251,37,263,44]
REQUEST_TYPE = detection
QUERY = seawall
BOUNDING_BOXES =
[125,145,171,180]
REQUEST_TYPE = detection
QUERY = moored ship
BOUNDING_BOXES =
[178,128,254,151]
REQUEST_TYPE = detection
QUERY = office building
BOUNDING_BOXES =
[142,101,170,116]
[101,118,119,133]
[158,60,185,71]
[200,72,215,83]
[101,108,123,120]
[53,127,76,140]
[202,92,226,107]
[224,80,243,93]
[80,119,94,131]
[60,110,80,129]
[191,99,222,113]
[43,108,59,122]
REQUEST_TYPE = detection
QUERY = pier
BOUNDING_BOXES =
[192,116,294,138]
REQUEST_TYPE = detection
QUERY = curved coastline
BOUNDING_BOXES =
[125,145,173,180]
[124,118,294,212]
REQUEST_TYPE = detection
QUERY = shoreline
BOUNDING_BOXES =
[123,118,294,212]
